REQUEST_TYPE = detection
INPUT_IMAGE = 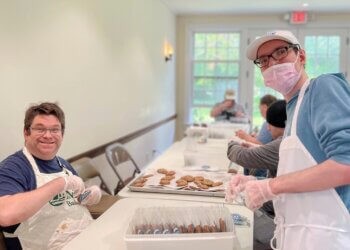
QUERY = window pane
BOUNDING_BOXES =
[191,107,214,123]
[193,78,239,106]
[192,32,241,123]
[305,35,340,78]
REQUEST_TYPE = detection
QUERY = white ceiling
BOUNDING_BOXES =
[161,0,350,15]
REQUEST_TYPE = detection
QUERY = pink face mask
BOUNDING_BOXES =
[262,54,302,95]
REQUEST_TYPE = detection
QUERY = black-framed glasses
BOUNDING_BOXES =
[30,127,62,135]
[254,44,300,68]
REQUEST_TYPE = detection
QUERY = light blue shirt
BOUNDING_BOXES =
[285,73,350,212]
[257,121,273,144]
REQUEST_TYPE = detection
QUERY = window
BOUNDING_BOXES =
[191,32,241,123]
[304,35,341,78]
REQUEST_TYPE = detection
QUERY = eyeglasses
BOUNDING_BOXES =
[30,127,62,135]
[254,44,300,68]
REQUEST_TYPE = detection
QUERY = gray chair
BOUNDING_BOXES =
[70,157,111,195]
[71,157,120,219]
[105,143,141,195]
[0,230,6,250]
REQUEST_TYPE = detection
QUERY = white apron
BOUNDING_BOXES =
[4,147,92,250]
[271,79,350,250]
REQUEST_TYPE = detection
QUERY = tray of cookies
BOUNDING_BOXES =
[128,168,231,197]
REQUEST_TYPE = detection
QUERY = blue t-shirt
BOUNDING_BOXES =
[0,150,78,248]
[285,73,350,212]
[257,121,273,144]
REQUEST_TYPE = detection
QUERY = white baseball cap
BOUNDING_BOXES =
[224,89,235,100]
[246,30,300,60]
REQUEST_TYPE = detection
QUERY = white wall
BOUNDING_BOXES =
[0,0,176,160]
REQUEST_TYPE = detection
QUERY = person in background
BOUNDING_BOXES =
[227,100,286,248]
[0,102,102,249]
[235,94,277,177]
[210,89,246,121]
[227,30,350,249]
[227,99,286,178]
[236,94,277,145]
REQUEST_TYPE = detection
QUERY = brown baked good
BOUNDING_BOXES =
[176,179,187,187]
[157,168,168,174]
[159,179,171,185]
[202,225,210,233]
[209,225,218,232]
[228,169,238,174]
[165,170,176,176]
[194,225,202,233]
[194,176,204,181]
[187,224,195,233]
[219,218,226,232]
[163,175,175,180]
[199,183,209,189]
[212,181,223,187]
[181,175,194,182]
[202,179,214,187]
[133,177,148,183]
[131,182,145,187]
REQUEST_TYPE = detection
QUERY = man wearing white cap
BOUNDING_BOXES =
[210,89,246,121]
[226,30,350,249]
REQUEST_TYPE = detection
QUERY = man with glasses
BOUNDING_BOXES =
[0,102,102,249]
[226,30,350,249]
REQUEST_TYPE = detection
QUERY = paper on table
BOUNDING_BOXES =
[183,165,220,172]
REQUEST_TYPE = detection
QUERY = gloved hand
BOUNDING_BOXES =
[244,178,276,211]
[62,175,85,197]
[78,185,102,206]
[225,174,256,203]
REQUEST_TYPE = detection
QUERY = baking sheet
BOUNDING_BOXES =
[127,168,231,198]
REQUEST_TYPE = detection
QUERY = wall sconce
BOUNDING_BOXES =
[164,42,174,62]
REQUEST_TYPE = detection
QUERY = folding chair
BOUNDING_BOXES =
[105,143,141,195]
[71,157,120,218]
[70,157,112,195]
[0,230,6,250]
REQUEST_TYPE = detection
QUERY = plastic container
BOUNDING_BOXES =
[125,206,239,250]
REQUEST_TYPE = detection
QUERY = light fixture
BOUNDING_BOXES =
[164,42,174,62]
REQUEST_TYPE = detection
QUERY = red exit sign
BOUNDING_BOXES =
[290,11,308,24]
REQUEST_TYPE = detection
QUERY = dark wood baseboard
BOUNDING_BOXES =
[67,114,177,162]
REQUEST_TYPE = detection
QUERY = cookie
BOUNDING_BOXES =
[157,168,168,174]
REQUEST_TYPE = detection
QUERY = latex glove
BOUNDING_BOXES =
[63,175,85,197]
[78,185,102,206]
[244,178,276,211]
[225,174,256,203]
[235,130,248,140]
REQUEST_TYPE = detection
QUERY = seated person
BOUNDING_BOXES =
[226,100,286,248]
[0,102,102,249]
[235,94,277,177]
[236,94,277,145]
[210,89,246,121]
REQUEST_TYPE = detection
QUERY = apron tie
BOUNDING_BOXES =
[271,215,284,250]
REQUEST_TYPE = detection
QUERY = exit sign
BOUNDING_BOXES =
[290,11,308,24]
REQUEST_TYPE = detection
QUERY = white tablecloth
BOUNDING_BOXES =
[63,198,253,250]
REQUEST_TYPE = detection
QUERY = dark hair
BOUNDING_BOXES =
[266,100,287,128]
[24,102,65,134]
[260,94,277,106]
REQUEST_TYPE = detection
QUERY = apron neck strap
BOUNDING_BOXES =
[291,79,310,136]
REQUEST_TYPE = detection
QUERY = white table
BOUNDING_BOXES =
[118,138,241,203]
[186,122,250,140]
[63,198,253,250]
